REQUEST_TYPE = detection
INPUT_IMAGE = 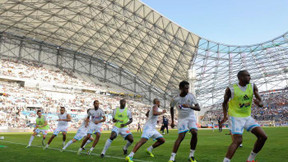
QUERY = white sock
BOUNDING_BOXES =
[63,140,73,150]
[147,146,153,152]
[128,152,134,158]
[123,141,132,150]
[169,152,176,161]
[223,157,231,162]
[28,136,34,146]
[83,139,92,148]
[90,147,94,151]
[45,144,49,148]
[247,151,257,161]
[240,143,243,147]
[102,139,112,154]
[189,149,195,157]
[63,141,65,145]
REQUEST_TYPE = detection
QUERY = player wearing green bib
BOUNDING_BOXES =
[26,110,49,148]
[221,70,268,162]
[101,99,134,158]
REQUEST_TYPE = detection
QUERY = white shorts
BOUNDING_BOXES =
[87,123,102,135]
[141,126,163,140]
[53,126,68,135]
[229,116,260,135]
[35,128,48,135]
[112,126,132,139]
[177,116,198,134]
[73,127,88,141]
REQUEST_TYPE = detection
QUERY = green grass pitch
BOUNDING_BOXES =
[0,127,288,162]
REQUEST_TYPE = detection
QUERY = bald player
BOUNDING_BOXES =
[125,98,166,162]
[221,70,267,162]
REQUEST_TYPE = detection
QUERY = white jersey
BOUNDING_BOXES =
[79,115,90,129]
[57,112,69,127]
[144,105,159,129]
[73,116,91,141]
[88,108,105,126]
[170,93,198,119]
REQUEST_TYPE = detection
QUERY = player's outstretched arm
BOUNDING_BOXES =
[33,124,39,131]
[101,115,106,122]
[181,103,200,111]
[112,118,118,123]
[39,121,48,129]
[67,114,72,121]
[220,87,231,125]
[253,84,263,107]
[152,105,166,116]
[145,110,150,117]
[190,104,201,111]
[170,106,175,128]
[122,118,133,127]
[85,116,90,127]
[112,109,118,123]
[95,115,106,124]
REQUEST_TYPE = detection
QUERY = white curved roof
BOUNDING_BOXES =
[0,0,199,92]
[1,0,287,109]
[194,32,288,108]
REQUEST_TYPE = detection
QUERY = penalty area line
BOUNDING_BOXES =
[0,140,151,162]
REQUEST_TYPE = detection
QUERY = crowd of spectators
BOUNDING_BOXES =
[0,59,97,88]
[0,60,153,131]
[253,89,288,121]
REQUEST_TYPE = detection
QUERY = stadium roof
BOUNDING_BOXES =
[0,0,288,109]
[194,32,288,109]
[0,0,199,93]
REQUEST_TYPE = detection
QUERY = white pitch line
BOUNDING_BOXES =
[0,140,151,162]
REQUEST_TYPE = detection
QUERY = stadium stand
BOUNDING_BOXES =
[0,60,157,131]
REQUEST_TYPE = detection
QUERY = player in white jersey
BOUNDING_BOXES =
[77,100,106,155]
[125,98,166,162]
[44,107,71,150]
[101,99,134,158]
[61,109,94,152]
[169,81,201,162]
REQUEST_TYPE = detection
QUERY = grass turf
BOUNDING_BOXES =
[0,127,288,162]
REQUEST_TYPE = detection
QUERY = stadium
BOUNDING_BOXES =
[0,0,287,162]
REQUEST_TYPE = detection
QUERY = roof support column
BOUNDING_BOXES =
[89,58,92,76]
[229,53,232,85]
[18,38,23,60]
[73,52,76,72]
[104,63,107,82]
[148,86,152,103]
[163,93,167,108]
[38,44,42,63]
[134,77,136,93]
[56,47,60,68]
[119,68,122,86]
[0,33,2,57]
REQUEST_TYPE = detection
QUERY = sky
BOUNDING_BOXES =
[141,0,288,46]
